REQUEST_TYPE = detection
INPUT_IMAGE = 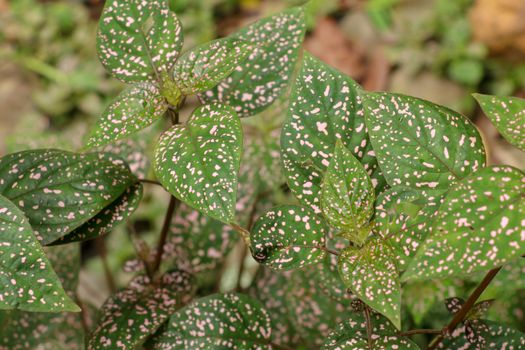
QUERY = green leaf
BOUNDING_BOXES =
[149,293,272,349]
[281,54,385,214]
[88,270,193,350]
[0,149,137,245]
[0,244,84,349]
[322,312,420,350]
[473,93,525,151]
[154,104,242,224]
[101,136,151,179]
[173,38,253,95]
[97,0,183,83]
[338,238,401,329]
[374,187,440,269]
[0,194,78,312]
[321,140,375,244]
[439,320,525,349]
[250,205,328,270]
[403,166,525,281]
[86,83,167,148]
[363,92,486,196]
[55,182,143,244]
[200,7,306,117]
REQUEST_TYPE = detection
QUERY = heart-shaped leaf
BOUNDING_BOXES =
[0,149,137,245]
[321,140,375,244]
[86,83,167,148]
[154,103,242,224]
[97,0,183,83]
[149,293,272,349]
[473,93,525,151]
[200,7,306,117]
[403,166,525,281]
[322,311,420,350]
[363,92,486,196]
[88,270,194,350]
[0,194,78,312]
[281,54,385,214]
[250,205,328,270]
[173,38,253,95]
[338,238,401,329]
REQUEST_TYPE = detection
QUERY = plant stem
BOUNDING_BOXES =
[152,195,178,275]
[398,329,441,336]
[364,306,373,349]
[138,178,162,186]
[427,266,502,350]
[95,236,116,293]
[323,246,340,256]
[127,221,155,280]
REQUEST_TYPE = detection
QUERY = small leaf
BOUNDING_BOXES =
[403,166,525,281]
[473,93,525,151]
[321,140,375,244]
[173,38,253,95]
[149,293,272,349]
[445,297,465,315]
[0,194,79,312]
[338,238,401,329]
[97,0,183,83]
[55,182,143,244]
[200,7,306,117]
[154,104,242,224]
[322,312,420,350]
[363,92,486,196]
[0,149,137,245]
[86,83,167,148]
[281,54,385,214]
[88,270,194,350]
[250,205,327,270]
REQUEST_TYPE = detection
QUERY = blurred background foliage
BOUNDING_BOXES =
[0,0,524,348]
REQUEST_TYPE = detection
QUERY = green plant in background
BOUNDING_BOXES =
[0,1,524,350]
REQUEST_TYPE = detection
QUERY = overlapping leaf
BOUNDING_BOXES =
[338,238,401,329]
[363,92,486,197]
[403,166,525,281]
[0,194,78,312]
[321,141,375,243]
[174,38,252,95]
[149,293,272,349]
[88,270,193,350]
[87,83,167,148]
[250,205,327,270]
[0,149,136,245]
[473,93,525,151]
[200,7,306,117]
[154,103,242,224]
[281,54,384,214]
[438,320,525,349]
[97,0,183,83]
[322,312,420,350]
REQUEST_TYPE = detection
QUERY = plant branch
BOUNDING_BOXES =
[152,195,179,275]
[364,306,373,349]
[427,266,502,350]
[323,246,340,256]
[95,236,116,293]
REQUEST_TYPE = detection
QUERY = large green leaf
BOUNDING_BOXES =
[97,0,183,83]
[88,270,193,350]
[403,166,525,281]
[321,140,375,244]
[200,7,306,117]
[338,238,401,329]
[281,54,385,214]
[0,149,136,245]
[473,93,525,151]
[250,205,327,270]
[149,293,272,349]
[86,83,167,148]
[322,312,420,350]
[154,104,242,224]
[363,92,486,196]
[173,38,252,95]
[0,194,78,312]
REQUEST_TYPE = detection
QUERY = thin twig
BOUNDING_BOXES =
[95,236,116,293]
[397,329,441,337]
[152,195,179,275]
[427,266,502,350]
[364,306,373,349]
[323,246,340,256]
